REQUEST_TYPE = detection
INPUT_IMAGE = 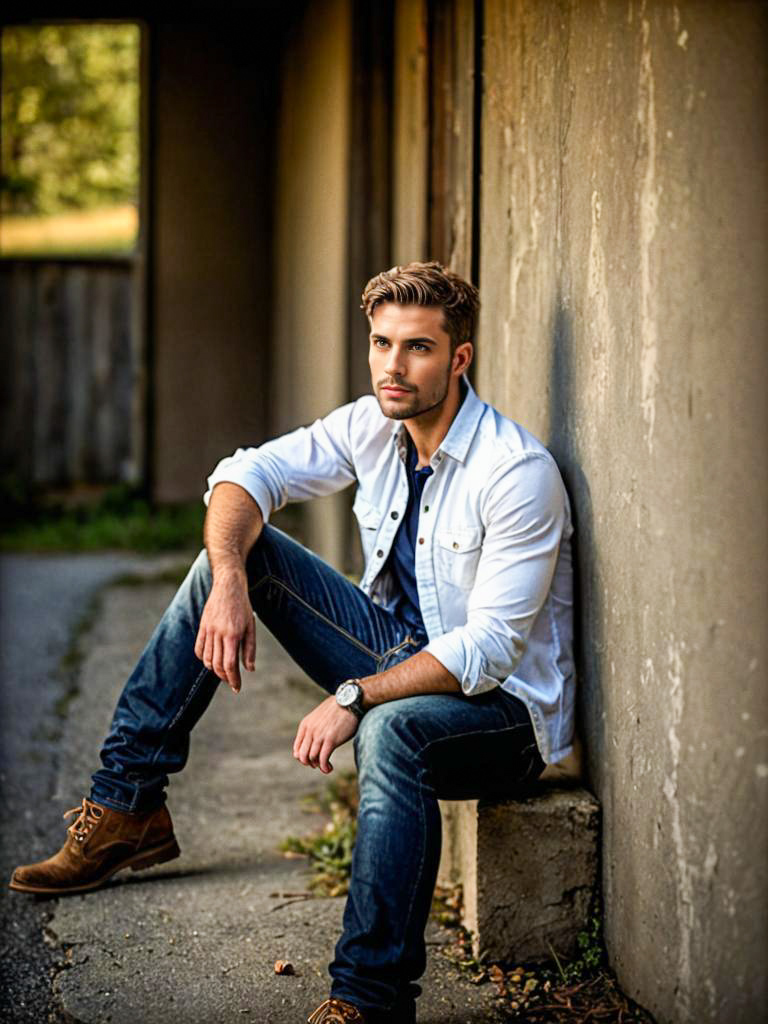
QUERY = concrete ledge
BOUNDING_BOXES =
[438,783,600,963]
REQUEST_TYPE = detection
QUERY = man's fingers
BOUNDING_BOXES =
[296,731,313,767]
[318,740,334,774]
[244,616,257,672]
[223,635,242,693]
[194,624,206,662]
[212,634,226,684]
[293,721,306,759]
[308,735,323,768]
[203,629,215,671]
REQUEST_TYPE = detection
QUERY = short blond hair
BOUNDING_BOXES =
[361,260,479,351]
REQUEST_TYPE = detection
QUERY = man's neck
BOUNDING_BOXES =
[404,379,465,468]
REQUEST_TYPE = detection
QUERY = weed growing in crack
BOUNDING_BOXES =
[434,888,655,1022]
[280,772,359,897]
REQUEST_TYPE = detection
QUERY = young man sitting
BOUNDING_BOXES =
[11,261,574,1024]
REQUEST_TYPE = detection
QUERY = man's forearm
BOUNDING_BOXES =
[358,650,461,709]
[195,483,264,692]
[204,482,264,578]
[293,650,462,774]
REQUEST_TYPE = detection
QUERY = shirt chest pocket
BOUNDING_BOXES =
[352,494,384,562]
[434,527,483,590]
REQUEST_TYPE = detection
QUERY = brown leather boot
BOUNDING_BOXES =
[8,797,180,895]
[308,994,417,1023]
[307,998,367,1023]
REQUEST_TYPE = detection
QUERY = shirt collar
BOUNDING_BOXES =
[391,376,485,465]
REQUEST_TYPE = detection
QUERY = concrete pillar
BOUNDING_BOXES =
[151,20,277,502]
[478,2,768,1020]
[271,0,351,568]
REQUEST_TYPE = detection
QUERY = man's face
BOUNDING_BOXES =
[368,302,470,421]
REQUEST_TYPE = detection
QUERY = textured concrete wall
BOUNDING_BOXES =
[477,2,768,1021]
[271,0,351,568]
[392,0,428,264]
[151,22,277,501]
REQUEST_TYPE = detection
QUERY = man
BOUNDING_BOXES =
[10,261,574,1024]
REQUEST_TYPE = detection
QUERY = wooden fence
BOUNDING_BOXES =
[0,258,143,489]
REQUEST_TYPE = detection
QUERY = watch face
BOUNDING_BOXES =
[337,683,358,707]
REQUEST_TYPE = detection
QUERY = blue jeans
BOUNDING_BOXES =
[92,526,544,1015]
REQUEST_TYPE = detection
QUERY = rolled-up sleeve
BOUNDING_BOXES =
[425,452,566,695]
[203,402,358,520]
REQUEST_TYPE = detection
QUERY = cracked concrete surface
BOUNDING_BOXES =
[37,566,506,1023]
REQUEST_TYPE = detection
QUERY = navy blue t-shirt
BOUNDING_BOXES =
[385,437,433,637]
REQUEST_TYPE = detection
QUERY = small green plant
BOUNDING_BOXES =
[433,888,657,1021]
[281,772,359,897]
[547,906,604,985]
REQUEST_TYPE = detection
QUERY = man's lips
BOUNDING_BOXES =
[379,384,413,394]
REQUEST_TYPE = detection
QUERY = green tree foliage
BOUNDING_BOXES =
[1,23,139,217]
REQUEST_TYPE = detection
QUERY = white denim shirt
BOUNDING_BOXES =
[204,380,575,763]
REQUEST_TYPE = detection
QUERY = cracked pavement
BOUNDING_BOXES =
[1,553,507,1023]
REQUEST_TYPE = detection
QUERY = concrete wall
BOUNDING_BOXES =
[271,0,352,567]
[150,20,278,501]
[392,0,428,265]
[477,2,768,1020]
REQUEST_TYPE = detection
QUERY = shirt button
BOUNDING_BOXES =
[424,505,429,512]
[452,541,459,550]
[376,549,384,557]
[418,537,425,545]
[391,511,399,520]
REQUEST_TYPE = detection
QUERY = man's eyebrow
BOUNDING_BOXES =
[369,333,438,345]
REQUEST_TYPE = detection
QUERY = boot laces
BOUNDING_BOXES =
[64,798,104,844]
[307,998,365,1023]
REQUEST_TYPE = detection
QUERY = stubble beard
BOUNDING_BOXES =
[375,370,451,421]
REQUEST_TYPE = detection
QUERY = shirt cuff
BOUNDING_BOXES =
[425,631,500,696]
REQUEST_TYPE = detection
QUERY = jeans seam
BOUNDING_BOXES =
[405,770,430,966]
[422,720,530,751]
[143,664,215,801]
[248,573,384,662]
[164,665,214,735]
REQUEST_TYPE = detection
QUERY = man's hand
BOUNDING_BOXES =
[293,696,359,774]
[197,482,264,693]
[194,568,256,693]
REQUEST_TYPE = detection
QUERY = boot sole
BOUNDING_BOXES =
[8,837,181,896]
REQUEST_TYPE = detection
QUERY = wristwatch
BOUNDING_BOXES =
[335,679,367,721]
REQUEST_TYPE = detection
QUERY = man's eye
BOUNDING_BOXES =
[373,338,389,348]
[409,343,428,352]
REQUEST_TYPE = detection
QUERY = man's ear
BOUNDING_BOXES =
[452,341,473,375]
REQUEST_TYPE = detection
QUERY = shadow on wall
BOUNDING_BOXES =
[548,298,604,794]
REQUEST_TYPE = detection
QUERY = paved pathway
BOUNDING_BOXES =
[0,553,190,1023]
[2,554,507,1023]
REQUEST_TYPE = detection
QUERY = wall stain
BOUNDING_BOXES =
[663,634,693,1021]
[586,189,614,418]
[638,16,661,453]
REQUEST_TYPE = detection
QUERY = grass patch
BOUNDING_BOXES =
[0,480,203,553]
[112,564,192,588]
[280,772,359,897]
[54,590,103,719]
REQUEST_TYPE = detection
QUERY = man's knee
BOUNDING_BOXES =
[355,699,429,777]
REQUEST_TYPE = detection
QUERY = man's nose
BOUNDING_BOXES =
[383,345,405,377]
